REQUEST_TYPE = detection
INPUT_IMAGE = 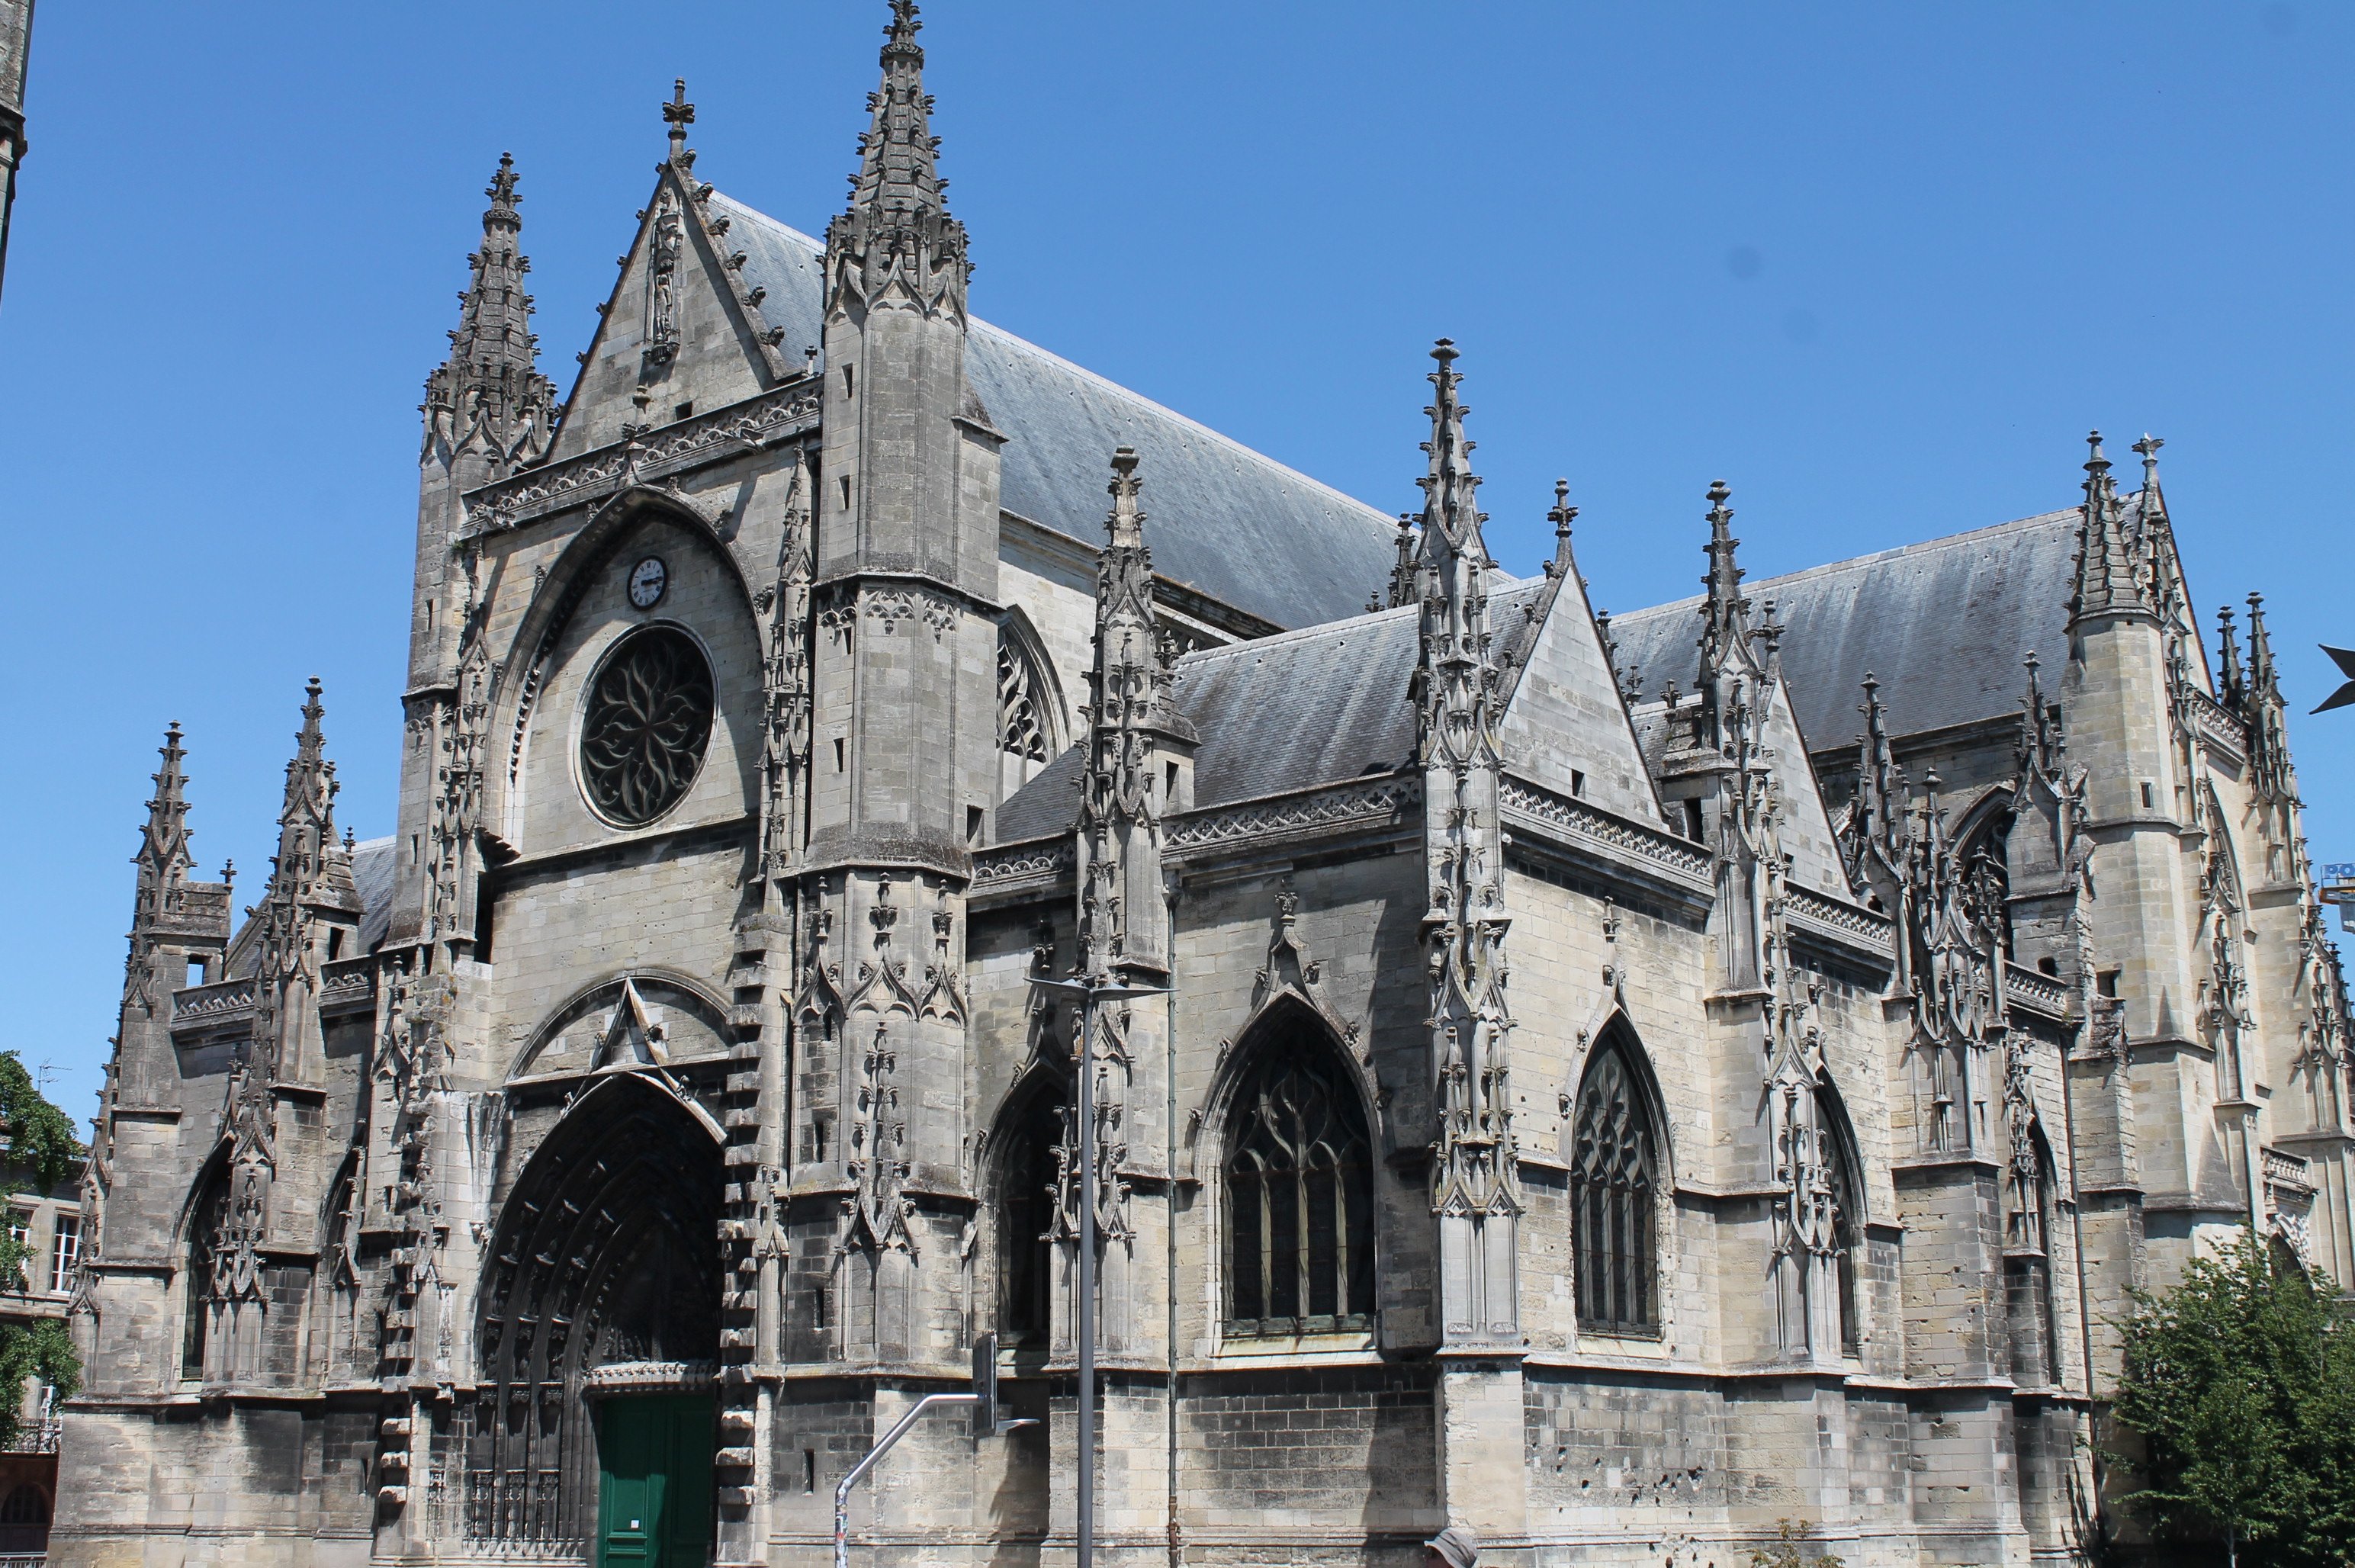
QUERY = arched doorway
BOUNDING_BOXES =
[468,1075,721,1563]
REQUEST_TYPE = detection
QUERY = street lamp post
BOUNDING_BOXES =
[1029,975,1167,1568]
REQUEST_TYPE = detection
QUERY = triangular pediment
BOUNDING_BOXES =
[1499,571,1669,828]
[548,162,795,460]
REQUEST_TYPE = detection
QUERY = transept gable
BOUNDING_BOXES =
[548,149,794,462]
[1496,485,1670,829]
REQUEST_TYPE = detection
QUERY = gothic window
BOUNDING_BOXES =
[1571,1038,1659,1335]
[182,1156,268,1383]
[1223,1035,1375,1335]
[997,1078,1066,1348]
[998,640,1047,763]
[996,615,1065,798]
[1820,1088,1864,1355]
[579,625,715,827]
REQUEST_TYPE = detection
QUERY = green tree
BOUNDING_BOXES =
[0,1051,82,1448]
[2111,1232,2355,1568]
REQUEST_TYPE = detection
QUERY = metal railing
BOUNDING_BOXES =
[1,1420,56,1454]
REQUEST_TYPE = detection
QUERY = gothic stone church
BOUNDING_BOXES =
[55,8,2354,1566]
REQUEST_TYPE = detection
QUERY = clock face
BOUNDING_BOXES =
[627,556,668,610]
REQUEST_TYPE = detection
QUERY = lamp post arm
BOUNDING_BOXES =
[833,1392,975,1568]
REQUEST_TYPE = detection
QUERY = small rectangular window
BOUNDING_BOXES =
[1683,798,1706,842]
[966,805,985,847]
[842,365,855,398]
[327,927,345,962]
[186,958,206,988]
[2141,781,2157,810]
[839,476,853,511]
[1165,762,1180,802]
[50,1216,80,1296]
[1571,770,1587,798]
[813,1117,831,1163]
[2097,969,2122,999]
[811,1286,831,1329]
[803,1450,817,1493]
[834,737,847,773]
[673,400,693,422]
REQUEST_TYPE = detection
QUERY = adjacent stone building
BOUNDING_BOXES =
[53,5,2353,1565]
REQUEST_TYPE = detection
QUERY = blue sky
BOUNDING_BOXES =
[4,2,2349,1128]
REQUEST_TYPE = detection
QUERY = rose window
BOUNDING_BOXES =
[580,627,715,826]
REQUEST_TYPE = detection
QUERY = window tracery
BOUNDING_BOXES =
[998,635,1048,763]
[579,626,714,827]
[1223,1038,1374,1335]
[1570,1039,1659,1335]
[1820,1088,1863,1355]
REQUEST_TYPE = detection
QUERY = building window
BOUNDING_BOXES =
[1820,1091,1862,1355]
[578,625,715,827]
[48,1216,79,1296]
[1223,1035,1375,1335]
[997,1079,1066,1348]
[998,635,1049,763]
[1570,1038,1659,1335]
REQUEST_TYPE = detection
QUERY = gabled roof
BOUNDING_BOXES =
[1608,507,2083,755]
[996,581,1548,843]
[709,194,1398,631]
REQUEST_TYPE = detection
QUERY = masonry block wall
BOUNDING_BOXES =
[52,10,2352,1568]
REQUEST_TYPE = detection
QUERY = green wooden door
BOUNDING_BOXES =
[596,1393,714,1568]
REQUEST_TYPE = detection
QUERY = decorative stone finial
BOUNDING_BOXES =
[663,79,696,162]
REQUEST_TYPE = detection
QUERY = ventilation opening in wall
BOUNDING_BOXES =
[813,1116,831,1163]
[967,805,985,847]
[811,1286,831,1329]
[834,737,846,773]
[803,1450,816,1494]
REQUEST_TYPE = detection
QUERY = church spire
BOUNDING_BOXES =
[2244,592,2296,808]
[827,0,968,322]
[268,678,342,908]
[2068,431,2152,627]
[1075,448,1187,984]
[423,153,556,471]
[1406,341,1519,1344]
[1840,673,1907,891]
[2215,604,2245,710]
[2133,432,2166,523]
[1415,339,1485,561]
[137,723,196,899]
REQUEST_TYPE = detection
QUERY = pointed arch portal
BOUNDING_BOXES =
[467,1075,721,1553]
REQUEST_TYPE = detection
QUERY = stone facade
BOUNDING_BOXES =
[52,6,2353,1566]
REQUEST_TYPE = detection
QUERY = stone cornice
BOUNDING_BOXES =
[461,381,821,540]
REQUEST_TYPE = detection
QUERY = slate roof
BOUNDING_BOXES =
[355,836,397,953]
[1607,507,2084,756]
[997,580,1549,843]
[712,195,1398,631]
